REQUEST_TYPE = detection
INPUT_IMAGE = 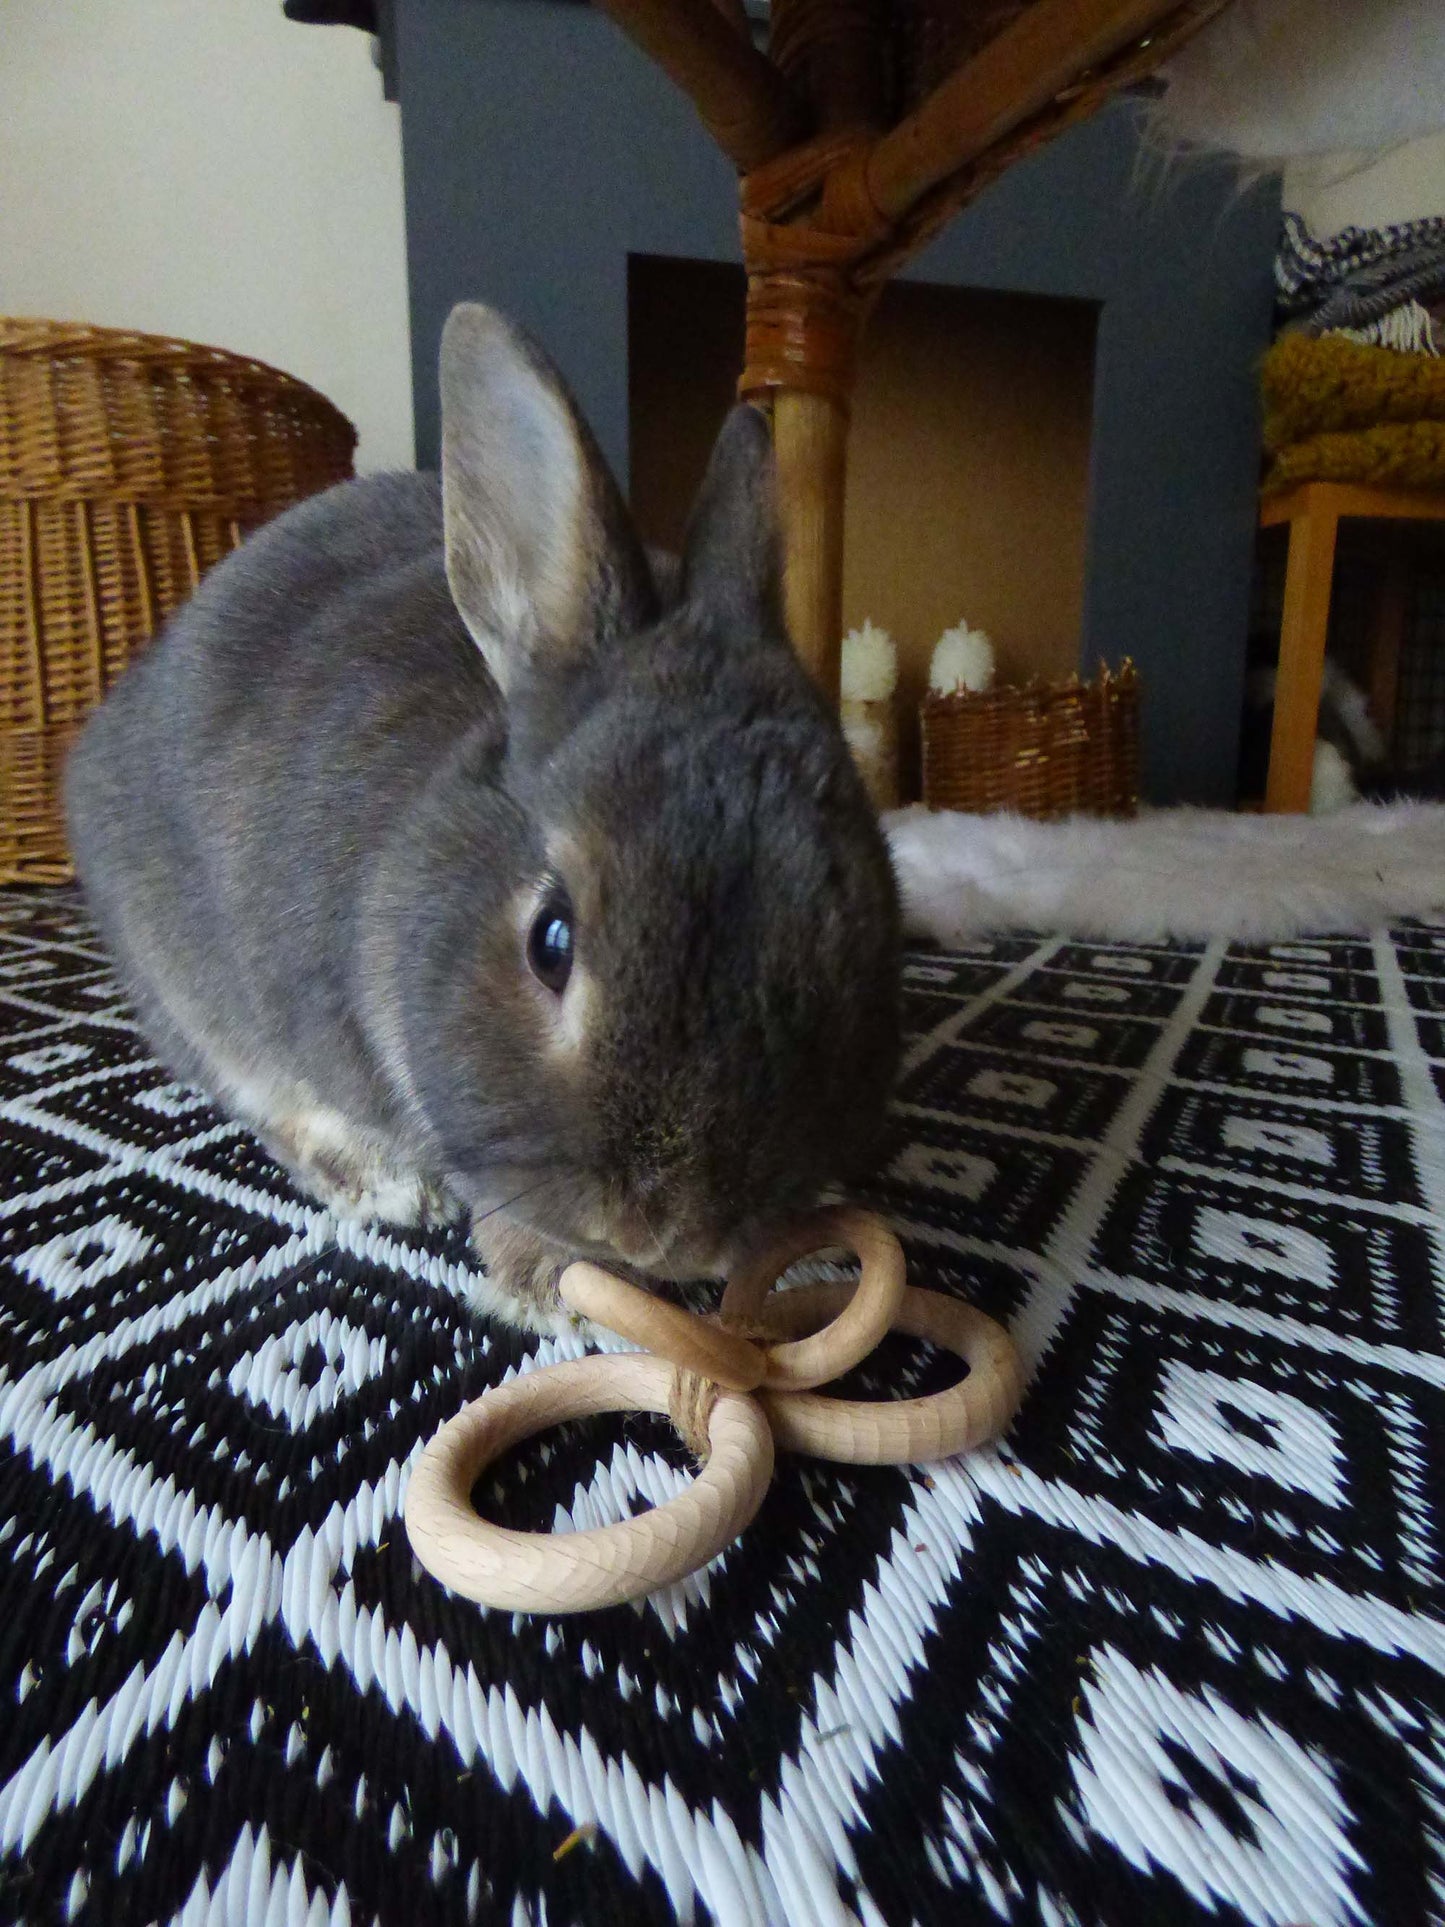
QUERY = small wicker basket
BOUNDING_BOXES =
[921,661,1139,819]
[0,319,357,883]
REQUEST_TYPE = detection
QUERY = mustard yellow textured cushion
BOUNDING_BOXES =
[1262,332,1445,453]
[1264,419,1445,493]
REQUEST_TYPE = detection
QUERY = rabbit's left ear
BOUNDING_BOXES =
[441,304,654,695]
[679,403,785,636]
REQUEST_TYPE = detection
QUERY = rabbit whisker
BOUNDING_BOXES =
[635,1196,671,1273]
[469,1172,564,1232]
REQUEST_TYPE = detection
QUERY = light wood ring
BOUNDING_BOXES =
[720,1204,906,1391]
[404,1352,775,1613]
[755,1281,1025,1464]
[559,1261,766,1391]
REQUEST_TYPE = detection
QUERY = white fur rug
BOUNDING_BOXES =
[884,802,1445,943]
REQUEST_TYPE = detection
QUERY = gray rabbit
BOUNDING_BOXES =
[66,306,901,1330]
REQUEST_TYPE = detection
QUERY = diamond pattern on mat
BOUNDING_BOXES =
[4,894,1445,1925]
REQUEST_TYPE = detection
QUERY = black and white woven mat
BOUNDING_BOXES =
[3,891,1445,1926]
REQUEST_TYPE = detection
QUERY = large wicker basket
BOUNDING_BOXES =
[921,661,1139,818]
[0,319,357,883]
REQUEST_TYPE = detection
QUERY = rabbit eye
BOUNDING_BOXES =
[527,893,573,994]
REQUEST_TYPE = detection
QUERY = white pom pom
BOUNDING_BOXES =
[929,622,996,695]
[841,620,898,703]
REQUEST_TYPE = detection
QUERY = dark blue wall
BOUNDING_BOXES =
[393,0,1280,804]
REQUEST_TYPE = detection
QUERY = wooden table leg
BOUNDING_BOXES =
[1265,494,1339,813]
[773,388,849,708]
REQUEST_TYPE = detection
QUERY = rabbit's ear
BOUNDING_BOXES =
[441,304,653,693]
[679,404,784,633]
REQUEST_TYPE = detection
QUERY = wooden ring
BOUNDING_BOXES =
[720,1204,906,1391]
[403,1352,775,1613]
[754,1281,1025,1464]
[559,1261,765,1391]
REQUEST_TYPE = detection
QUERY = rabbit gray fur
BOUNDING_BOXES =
[66,305,902,1330]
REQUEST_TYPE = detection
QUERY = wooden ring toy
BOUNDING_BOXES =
[751,1279,1026,1464]
[403,1351,774,1613]
[559,1260,766,1390]
[719,1204,905,1391]
[406,1209,1025,1614]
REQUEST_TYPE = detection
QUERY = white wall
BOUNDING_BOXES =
[0,0,413,473]
[1284,129,1445,238]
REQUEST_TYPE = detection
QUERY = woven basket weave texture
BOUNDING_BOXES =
[921,662,1139,818]
[0,319,356,883]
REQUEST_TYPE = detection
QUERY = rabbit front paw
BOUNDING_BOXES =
[253,1106,462,1231]
[464,1215,577,1335]
[332,1168,462,1230]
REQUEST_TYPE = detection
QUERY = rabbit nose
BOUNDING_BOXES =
[606,1196,670,1267]
[605,1185,730,1280]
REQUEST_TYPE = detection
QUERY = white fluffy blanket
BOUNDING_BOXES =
[1154,0,1445,163]
[884,802,1445,943]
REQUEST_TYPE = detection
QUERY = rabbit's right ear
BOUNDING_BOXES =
[440,305,653,695]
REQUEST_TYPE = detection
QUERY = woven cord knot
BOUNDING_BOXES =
[667,1311,777,1463]
[668,1368,721,1464]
